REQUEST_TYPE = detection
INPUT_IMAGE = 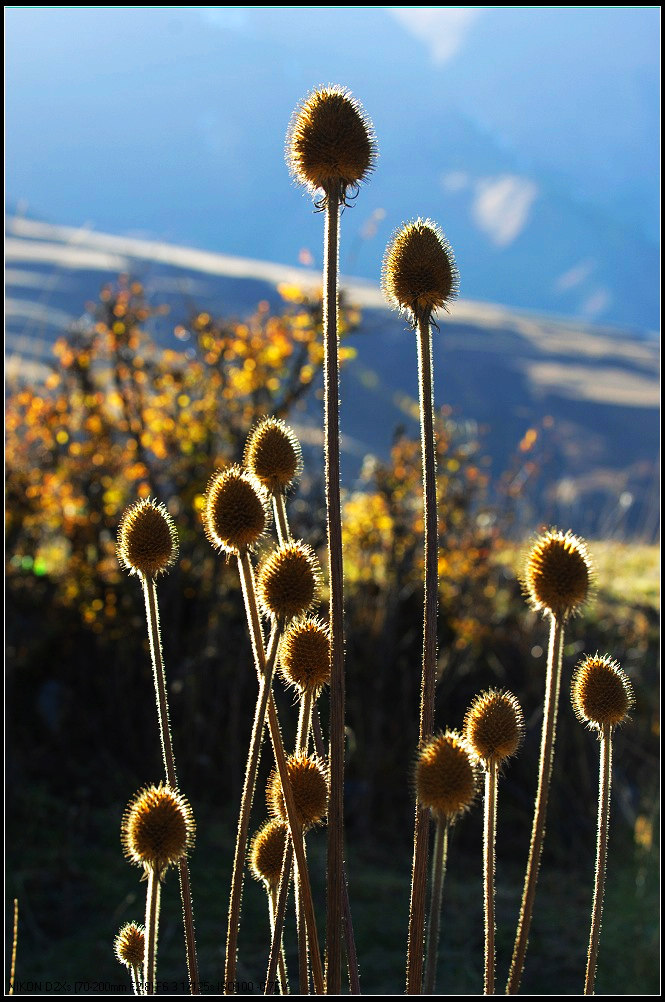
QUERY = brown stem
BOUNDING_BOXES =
[224,625,281,992]
[268,885,290,996]
[142,575,199,994]
[312,711,361,994]
[423,817,449,995]
[265,841,294,996]
[506,614,565,994]
[585,724,612,995]
[144,867,161,996]
[406,308,439,995]
[9,899,18,996]
[273,492,291,546]
[484,762,498,995]
[323,189,345,995]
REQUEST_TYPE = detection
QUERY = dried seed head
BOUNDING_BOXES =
[267,753,329,830]
[117,498,178,578]
[524,528,592,619]
[257,540,322,622]
[572,654,634,731]
[280,617,331,695]
[287,84,376,205]
[121,784,195,877]
[249,819,289,888]
[415,730,479,823]
[114,922,145,970]
[203,465,269,555]
[382,219,459,323]
[244,417,302,494]
[464,689,525,767]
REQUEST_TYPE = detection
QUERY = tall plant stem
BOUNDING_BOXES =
[423,818,449,995]
[406,308,439,994]
[9,899,18,996]
[273,492,290,546]
[585,723,612,995]
[142,574,199,994]
[237,552,325,995]
[268,886,290,995]
[294,690,315,994]
[144,867,161,996]
[266,841,294,996]
[484,762,498,995]
[312,711,361,994]
[507,614,565,994]
[224,624,281,992]
[323,189,345,995]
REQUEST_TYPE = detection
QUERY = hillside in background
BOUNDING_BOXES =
[6,216,659,541]
[5,6,660,331]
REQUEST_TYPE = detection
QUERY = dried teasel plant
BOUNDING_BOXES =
[116,499,199,993]
[383,219,459,995]
[571,654,634,995]
[507,529,593,994]
[287,84,376,992]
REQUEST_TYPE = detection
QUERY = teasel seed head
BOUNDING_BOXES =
[571,653,634,731]
[121,784,195,878]
[244,417,303,495]
[203,464,270,556]
[382,218,459,325]
[267,752,329,830]
[117,498,179,578]
[464,689,525,767]
[286,84,376,206]
[524,527,592,619]
[257,540,322,623]
[249,819,289,888]
[415,730,479,823]
[114,922,145,970]
[280,617,331,695]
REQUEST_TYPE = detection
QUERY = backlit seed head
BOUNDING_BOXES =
[382,219,459,323]
[117,498,178,578]
[257,540,322,622]
[121,784,195,877]
[415,731,479,823]
[203,465,270,555]
[267,753,329,830]
[287,84,376,205]
[249,819,289,888]
[524,528,592,619]
[244,417,302,494]
[464,689,525,767]
[114,922,145,970]
[572,653,634,731]
[280,617,331,695]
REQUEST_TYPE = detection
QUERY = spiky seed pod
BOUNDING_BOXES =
[117,498,178,578]
[257,540,322,622]
[464,689,525,767]
[382,218,459,323]
[287,84,376,205]
[524,528,592,619]
[114,922,145,969]
[244,417,303,495]
[280,617,331,695]
[249,819,289,888]
[203,465,269,555]
[415,731,479,823]
[267,753,329,830]
[572,654,634,731]
[122,784,195,877]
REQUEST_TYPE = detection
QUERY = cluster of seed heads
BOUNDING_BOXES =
[244,416,302,495]
[571,654,634,731]
[117,499,179,578]
[415,731,479,823]
[249,819,289,889]
[280,617,331,694]
[121,784,195,878]
[524,528,592,619]
[257,540,322,623]
[382,218,459,323]
[114,922,145,970]
[267,753,329,830]
[464,689,525,767]
[203,465,270,555]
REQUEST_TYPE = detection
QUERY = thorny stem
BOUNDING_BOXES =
[323,188,345,995]
[144,868,161,996]
[265,840,294,996]
[236,551,325,995]
[484,762,498,995]
[312,711,361,995]
[142,575,199,994]
[273,492,291,547]
[224,624,281,993]
[9,899,18,996]
[585,724,612,995]
[130,966,142,996]
[268,885,290,996]
[423,818,449,995]
[295,689,314,994]
[507,614,565,994]
[406,308,439,995]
